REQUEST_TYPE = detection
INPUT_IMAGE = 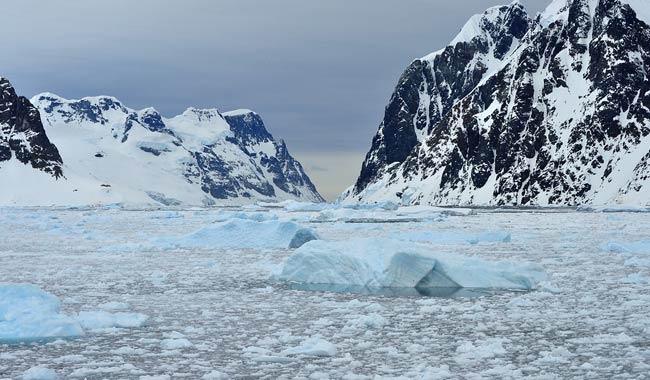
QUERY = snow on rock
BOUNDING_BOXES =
[161,218,318,250]
[275,238,545,290]
[346,0,650,207]
[0,284,83,343]
[22,367,58,380]
[75,311,149,330]
[281,336,338,357]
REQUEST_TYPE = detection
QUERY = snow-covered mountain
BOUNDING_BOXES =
[344,0,650,206]
[0,78,322,206]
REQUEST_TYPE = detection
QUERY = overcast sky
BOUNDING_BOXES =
[0,0,547,200]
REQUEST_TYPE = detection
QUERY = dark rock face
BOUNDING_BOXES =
[0,78,63,178]
[349,0,650,206]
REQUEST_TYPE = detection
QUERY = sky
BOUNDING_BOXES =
[0,0,547,200]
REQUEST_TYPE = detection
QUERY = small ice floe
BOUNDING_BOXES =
[275,238,546,292]
[157,218,318,249]
[0,283,83,343]
[602,240,650,255]
[201,371,228,380]
[578,204,650,213]
[281,336,338,357]
[161,331,193,349]
[76,311,149,330]
[397,205,476,217]
[22,366,58,380]
[97,301,130,311]
[389,231,511,245]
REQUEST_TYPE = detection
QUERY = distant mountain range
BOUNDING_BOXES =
[344,0,650,206]
[0,78,322,206]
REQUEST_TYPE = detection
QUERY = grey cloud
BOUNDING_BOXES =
[0,0,548,199]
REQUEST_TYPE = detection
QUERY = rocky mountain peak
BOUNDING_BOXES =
[346,0,650,206]
[0,78,63,179]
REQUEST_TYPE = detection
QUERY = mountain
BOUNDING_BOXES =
[0,78,322,206]
[0,78,63,179]
[344,0,650,206]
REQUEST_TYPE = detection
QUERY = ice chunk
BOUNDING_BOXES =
[161,338,193,349]
[76,311,148,330]
[602,240,650,255]
[159,219,318,250]
[201,371,228,380]
[281,336,337,357]
[22,367,58,380]
[275,239,545,290]
[288,228,320,249]
[0,284,84,343]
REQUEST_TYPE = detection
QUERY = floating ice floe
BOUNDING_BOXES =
[0,284,84,343]
[22,366,58,380]
[602,240,650,255]
[157,218,318,250]
[76,311,149,330]
[397,205,476,217]
[275,238,546,290]
[281,336,338,357]
[262,200,399,212]
[389,231,511,245]
[578,204,650,213]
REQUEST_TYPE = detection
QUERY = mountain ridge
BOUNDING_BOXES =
[0,79,323,206]
[345,0,650,206]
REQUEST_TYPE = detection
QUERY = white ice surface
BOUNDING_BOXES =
[1,206,649,379]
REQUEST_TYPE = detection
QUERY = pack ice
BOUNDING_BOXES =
[276,239,545,290]
[160,218,318,250]
[0,284,83,343]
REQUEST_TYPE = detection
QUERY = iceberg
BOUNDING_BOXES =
[0,284,84,343]
[159,219,318,250]
[275,239,546,290]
